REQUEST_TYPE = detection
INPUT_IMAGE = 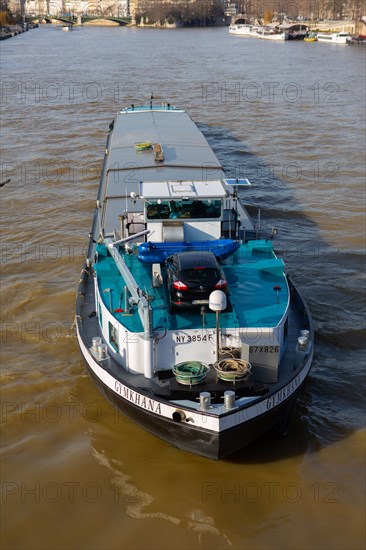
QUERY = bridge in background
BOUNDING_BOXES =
[42,16,131,26]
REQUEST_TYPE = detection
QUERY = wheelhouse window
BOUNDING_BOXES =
[146,199,221,220]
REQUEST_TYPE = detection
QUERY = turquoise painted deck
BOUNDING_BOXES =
[94,241,288,333]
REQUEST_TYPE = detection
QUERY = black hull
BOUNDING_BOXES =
[82,352,306,460]
[76,260,313,459]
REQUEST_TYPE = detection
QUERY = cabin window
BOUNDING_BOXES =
[109,321,119,352]
[146,199,221,220]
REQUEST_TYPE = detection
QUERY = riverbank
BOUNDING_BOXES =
[0,21,38,40]
[83,19,120,26]
[309,19,358,33]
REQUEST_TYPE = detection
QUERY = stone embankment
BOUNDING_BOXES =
[0,21,38,40]
[310,20,357,33]
[83,19,121,26]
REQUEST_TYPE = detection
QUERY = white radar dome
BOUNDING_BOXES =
[209,290,227,312]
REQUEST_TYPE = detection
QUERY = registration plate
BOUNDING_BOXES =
[192,299,209,304]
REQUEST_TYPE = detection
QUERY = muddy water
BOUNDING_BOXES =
[1,25,365,550]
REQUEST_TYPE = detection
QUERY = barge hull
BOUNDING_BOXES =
[79,338,312,459]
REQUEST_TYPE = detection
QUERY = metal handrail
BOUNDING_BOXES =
[103,237,149,329]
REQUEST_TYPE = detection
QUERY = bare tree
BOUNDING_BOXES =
[134,0,224,26]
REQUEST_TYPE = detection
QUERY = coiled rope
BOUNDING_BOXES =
[172,362,209,385]
[214,359,251,382]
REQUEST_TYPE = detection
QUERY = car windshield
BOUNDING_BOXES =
[180,268,220,285]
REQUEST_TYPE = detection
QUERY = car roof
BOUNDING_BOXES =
[175,251,219,269]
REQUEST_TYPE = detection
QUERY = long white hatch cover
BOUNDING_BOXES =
[140,180,226,199]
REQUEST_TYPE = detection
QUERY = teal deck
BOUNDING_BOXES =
[94,241,288,333]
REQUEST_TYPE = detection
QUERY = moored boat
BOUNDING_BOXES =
[304,32,317,42]
[249,26,288,40]
[229,23,253,36]
[346,35,366,46]
[75,104,313,459]
[279,23,309,40]
[317,31,351,44]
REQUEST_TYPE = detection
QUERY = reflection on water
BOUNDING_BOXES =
[1,25,365,550]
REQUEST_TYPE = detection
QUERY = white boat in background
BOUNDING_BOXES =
[250,26,288,40]
[317,31,351,44]
[229,23,253,36]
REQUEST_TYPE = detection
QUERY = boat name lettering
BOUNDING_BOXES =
[114,381,162,414]
[249,346,279,354]
[266,375,301,410]
[174,334,211,343]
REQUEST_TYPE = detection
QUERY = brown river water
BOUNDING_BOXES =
[1,25,365,550]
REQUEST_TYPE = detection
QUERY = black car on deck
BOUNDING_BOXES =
[166,251,227,310]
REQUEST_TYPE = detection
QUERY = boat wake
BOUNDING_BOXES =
[91,447,233,546]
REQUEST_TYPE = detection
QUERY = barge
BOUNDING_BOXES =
[75,104,313,459]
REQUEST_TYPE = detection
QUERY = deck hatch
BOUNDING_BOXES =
[140,180,226,199]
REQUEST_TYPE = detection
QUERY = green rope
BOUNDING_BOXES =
[172,362,209,384]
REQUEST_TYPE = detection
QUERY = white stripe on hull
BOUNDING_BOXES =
[77,324,312,434]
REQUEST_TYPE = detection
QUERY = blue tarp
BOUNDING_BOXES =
[137,239,239,264]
